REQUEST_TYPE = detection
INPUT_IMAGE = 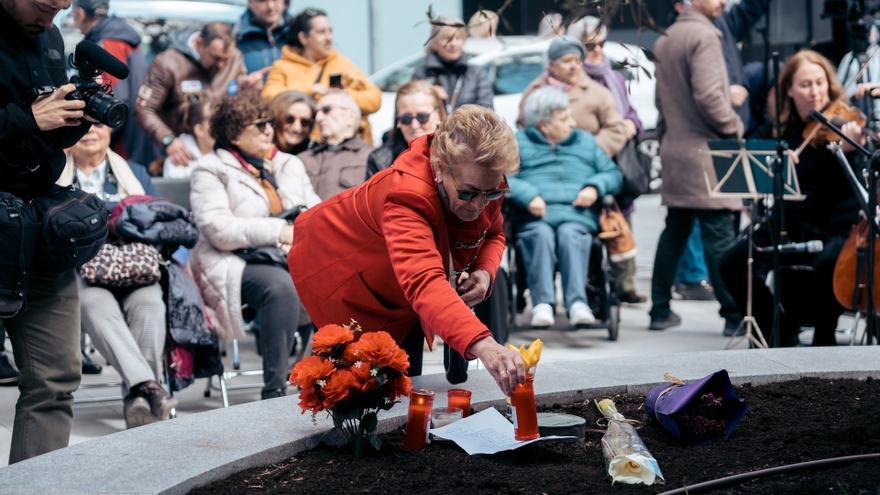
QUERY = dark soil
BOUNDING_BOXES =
[191,377,880,494]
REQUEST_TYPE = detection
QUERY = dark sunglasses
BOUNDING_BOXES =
[584,40,605,51]
[250,117,273,132]
[456,188,507,201]
[397,112,433,126]
[284,115,313,127]
[316,105,335,115]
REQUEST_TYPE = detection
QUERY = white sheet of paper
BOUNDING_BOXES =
[428,407,575,455]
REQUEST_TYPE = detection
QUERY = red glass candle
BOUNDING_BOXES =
[447,388,472,417]
[510,374,539,441]
[403,389,434,450]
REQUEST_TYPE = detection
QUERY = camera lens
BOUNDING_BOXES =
[85,92,128,128]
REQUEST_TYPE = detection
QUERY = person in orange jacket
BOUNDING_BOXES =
[263,8,380,144]
[289,105,526,396]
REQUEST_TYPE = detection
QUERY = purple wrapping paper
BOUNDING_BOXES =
[644,369,747,441]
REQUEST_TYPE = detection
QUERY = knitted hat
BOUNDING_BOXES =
[74,0,110,16]
[548,35,586,62]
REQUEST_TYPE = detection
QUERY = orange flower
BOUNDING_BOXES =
[350,361,377,392]
[290,355,335,389]
[290,356,335,413]
[297,382,322,412]
[311,324,356,356]
[320,369,359,409]
[390,375,412,399]
[352,331,410,373]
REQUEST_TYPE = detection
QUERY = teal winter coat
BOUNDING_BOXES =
[508,126,622,232]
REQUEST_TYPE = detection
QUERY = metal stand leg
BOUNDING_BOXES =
[728,203,768,350]
[219,373,230,408]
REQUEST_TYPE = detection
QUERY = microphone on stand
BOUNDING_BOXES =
[755,240,824,254]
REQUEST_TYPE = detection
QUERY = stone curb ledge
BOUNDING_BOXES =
[0,347,876,494]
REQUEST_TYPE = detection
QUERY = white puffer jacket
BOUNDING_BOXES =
[189,149,321,340]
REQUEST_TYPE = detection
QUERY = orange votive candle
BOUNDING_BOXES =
[403,389,434,450]
[447,388,472,417]
[510,374,539,441]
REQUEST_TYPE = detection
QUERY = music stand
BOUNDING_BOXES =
[704,139,804,349]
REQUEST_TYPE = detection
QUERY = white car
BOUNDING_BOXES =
[368,36,658,143]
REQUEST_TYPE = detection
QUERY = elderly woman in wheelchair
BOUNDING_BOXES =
[509,86,622,329]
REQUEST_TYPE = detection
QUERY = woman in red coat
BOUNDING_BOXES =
[290,105,525,395]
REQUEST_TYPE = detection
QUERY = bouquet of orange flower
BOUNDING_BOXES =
[289,320,412,457]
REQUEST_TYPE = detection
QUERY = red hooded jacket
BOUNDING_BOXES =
[289,135,505,355]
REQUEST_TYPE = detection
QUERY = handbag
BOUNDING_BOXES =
[79,242,162,289]
[614,139,651,207]
[598,201,637,262]
[30,185,109,272]
[232,205,307,270]
[0,192,41,318]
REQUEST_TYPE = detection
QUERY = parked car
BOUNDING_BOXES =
[368,36,661,190]
[369,37,658,132]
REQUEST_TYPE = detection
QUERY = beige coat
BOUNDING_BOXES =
[518,69,627,157]
[189,149,320,340]
[654,6,744,210]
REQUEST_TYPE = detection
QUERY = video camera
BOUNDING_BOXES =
[66,40,130,128]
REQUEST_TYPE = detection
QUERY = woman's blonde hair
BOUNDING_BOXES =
[394,80,448,121]
[778,49,845,132]
[431,105,519,174]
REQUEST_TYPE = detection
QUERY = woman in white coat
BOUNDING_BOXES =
[190,90,320,399]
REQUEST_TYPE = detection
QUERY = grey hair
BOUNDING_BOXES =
[323,89,361,125]
[523,86,570,127]
[566,16,607,42]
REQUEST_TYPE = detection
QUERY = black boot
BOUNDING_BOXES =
[81,351,103,375]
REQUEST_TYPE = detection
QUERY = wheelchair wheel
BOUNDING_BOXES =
[607,304,620,341]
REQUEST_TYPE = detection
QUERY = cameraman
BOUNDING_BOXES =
[0,0,92,463]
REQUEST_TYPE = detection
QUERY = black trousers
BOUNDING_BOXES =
[241,264,300,396]
[650,208,740,321]
[720,232,844,346]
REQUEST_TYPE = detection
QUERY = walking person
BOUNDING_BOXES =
[648,0,743,333]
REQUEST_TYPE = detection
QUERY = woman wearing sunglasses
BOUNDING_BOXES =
[270,91,316,155]
[189,90,320,399]
[290,105,528,397]
[509,86,622,329]
[366,80,446,179]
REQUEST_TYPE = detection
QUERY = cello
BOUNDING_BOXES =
[828,100,880,313]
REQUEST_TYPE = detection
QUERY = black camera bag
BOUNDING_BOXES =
[0,193,41,318]
[31,185,109,272]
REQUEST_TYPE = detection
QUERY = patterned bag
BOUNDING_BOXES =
[79,242,162,289]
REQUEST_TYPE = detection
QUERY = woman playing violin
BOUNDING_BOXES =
[720,49,864,346]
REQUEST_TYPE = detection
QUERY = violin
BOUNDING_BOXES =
[794,100,867,158]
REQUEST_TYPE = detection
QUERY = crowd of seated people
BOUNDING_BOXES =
[18,3,837,432]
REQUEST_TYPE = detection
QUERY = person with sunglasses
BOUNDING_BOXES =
[509,86,622,329]
[567,17,647,305]
[289,105,528,397]
[189,90,320,400]
[270,91,316,155]
[412,15,494,112]
[366,80,446,179]
[297,90,370,200]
